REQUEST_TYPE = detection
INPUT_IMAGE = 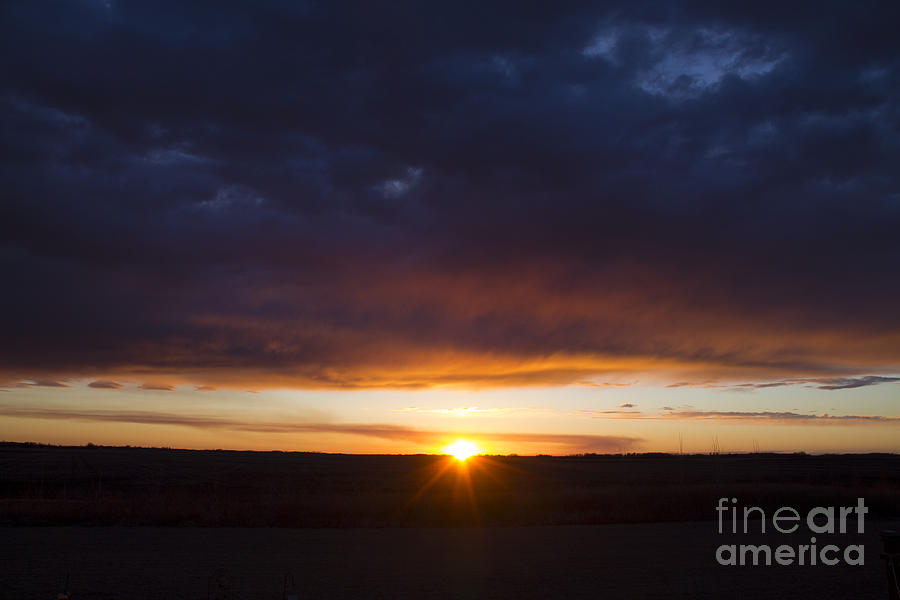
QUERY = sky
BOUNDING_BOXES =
[1,0,899,454]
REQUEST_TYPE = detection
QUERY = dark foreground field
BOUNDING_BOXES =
[1,444,899,527]
[0,522,892,599]
[1,444,898,598]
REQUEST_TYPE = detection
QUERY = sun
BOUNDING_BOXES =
[444,439,479,461]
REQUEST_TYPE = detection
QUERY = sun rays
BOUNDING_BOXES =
[444,439,480,461]
[401,444,528,525]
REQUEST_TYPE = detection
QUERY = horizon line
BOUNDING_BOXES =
[2,440,896,459]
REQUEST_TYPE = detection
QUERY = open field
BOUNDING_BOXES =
[1,444,899,527]
[0,522,892,599]
[1,445,898,598]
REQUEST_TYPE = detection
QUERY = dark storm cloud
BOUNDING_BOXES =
[1,1,899,387]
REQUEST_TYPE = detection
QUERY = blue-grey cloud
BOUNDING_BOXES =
[732,376,900,391]
[577,408,900,424]
[813,376,900,390]
[662,410,900,424]
[1,1,899,388]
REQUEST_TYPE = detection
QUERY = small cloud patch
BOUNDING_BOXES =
[139,383,176,391]
[17,379,71,388]
[376,167,423,198]
[88,380,123,390]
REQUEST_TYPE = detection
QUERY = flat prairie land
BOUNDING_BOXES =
[0,445,898,598]
[0,522,891,599]
[1,445,898,527]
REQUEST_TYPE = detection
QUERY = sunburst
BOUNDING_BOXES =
[444,439,479,461]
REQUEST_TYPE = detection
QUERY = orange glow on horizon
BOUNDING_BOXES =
[444,439,479,461]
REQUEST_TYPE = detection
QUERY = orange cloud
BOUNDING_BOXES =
[3,261,900,390]
[138,383,176,391]
[0,404,641,452]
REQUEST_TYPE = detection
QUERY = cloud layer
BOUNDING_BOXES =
[577,408,900,424]
[0,404,640,452]
[2,1,899,388]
